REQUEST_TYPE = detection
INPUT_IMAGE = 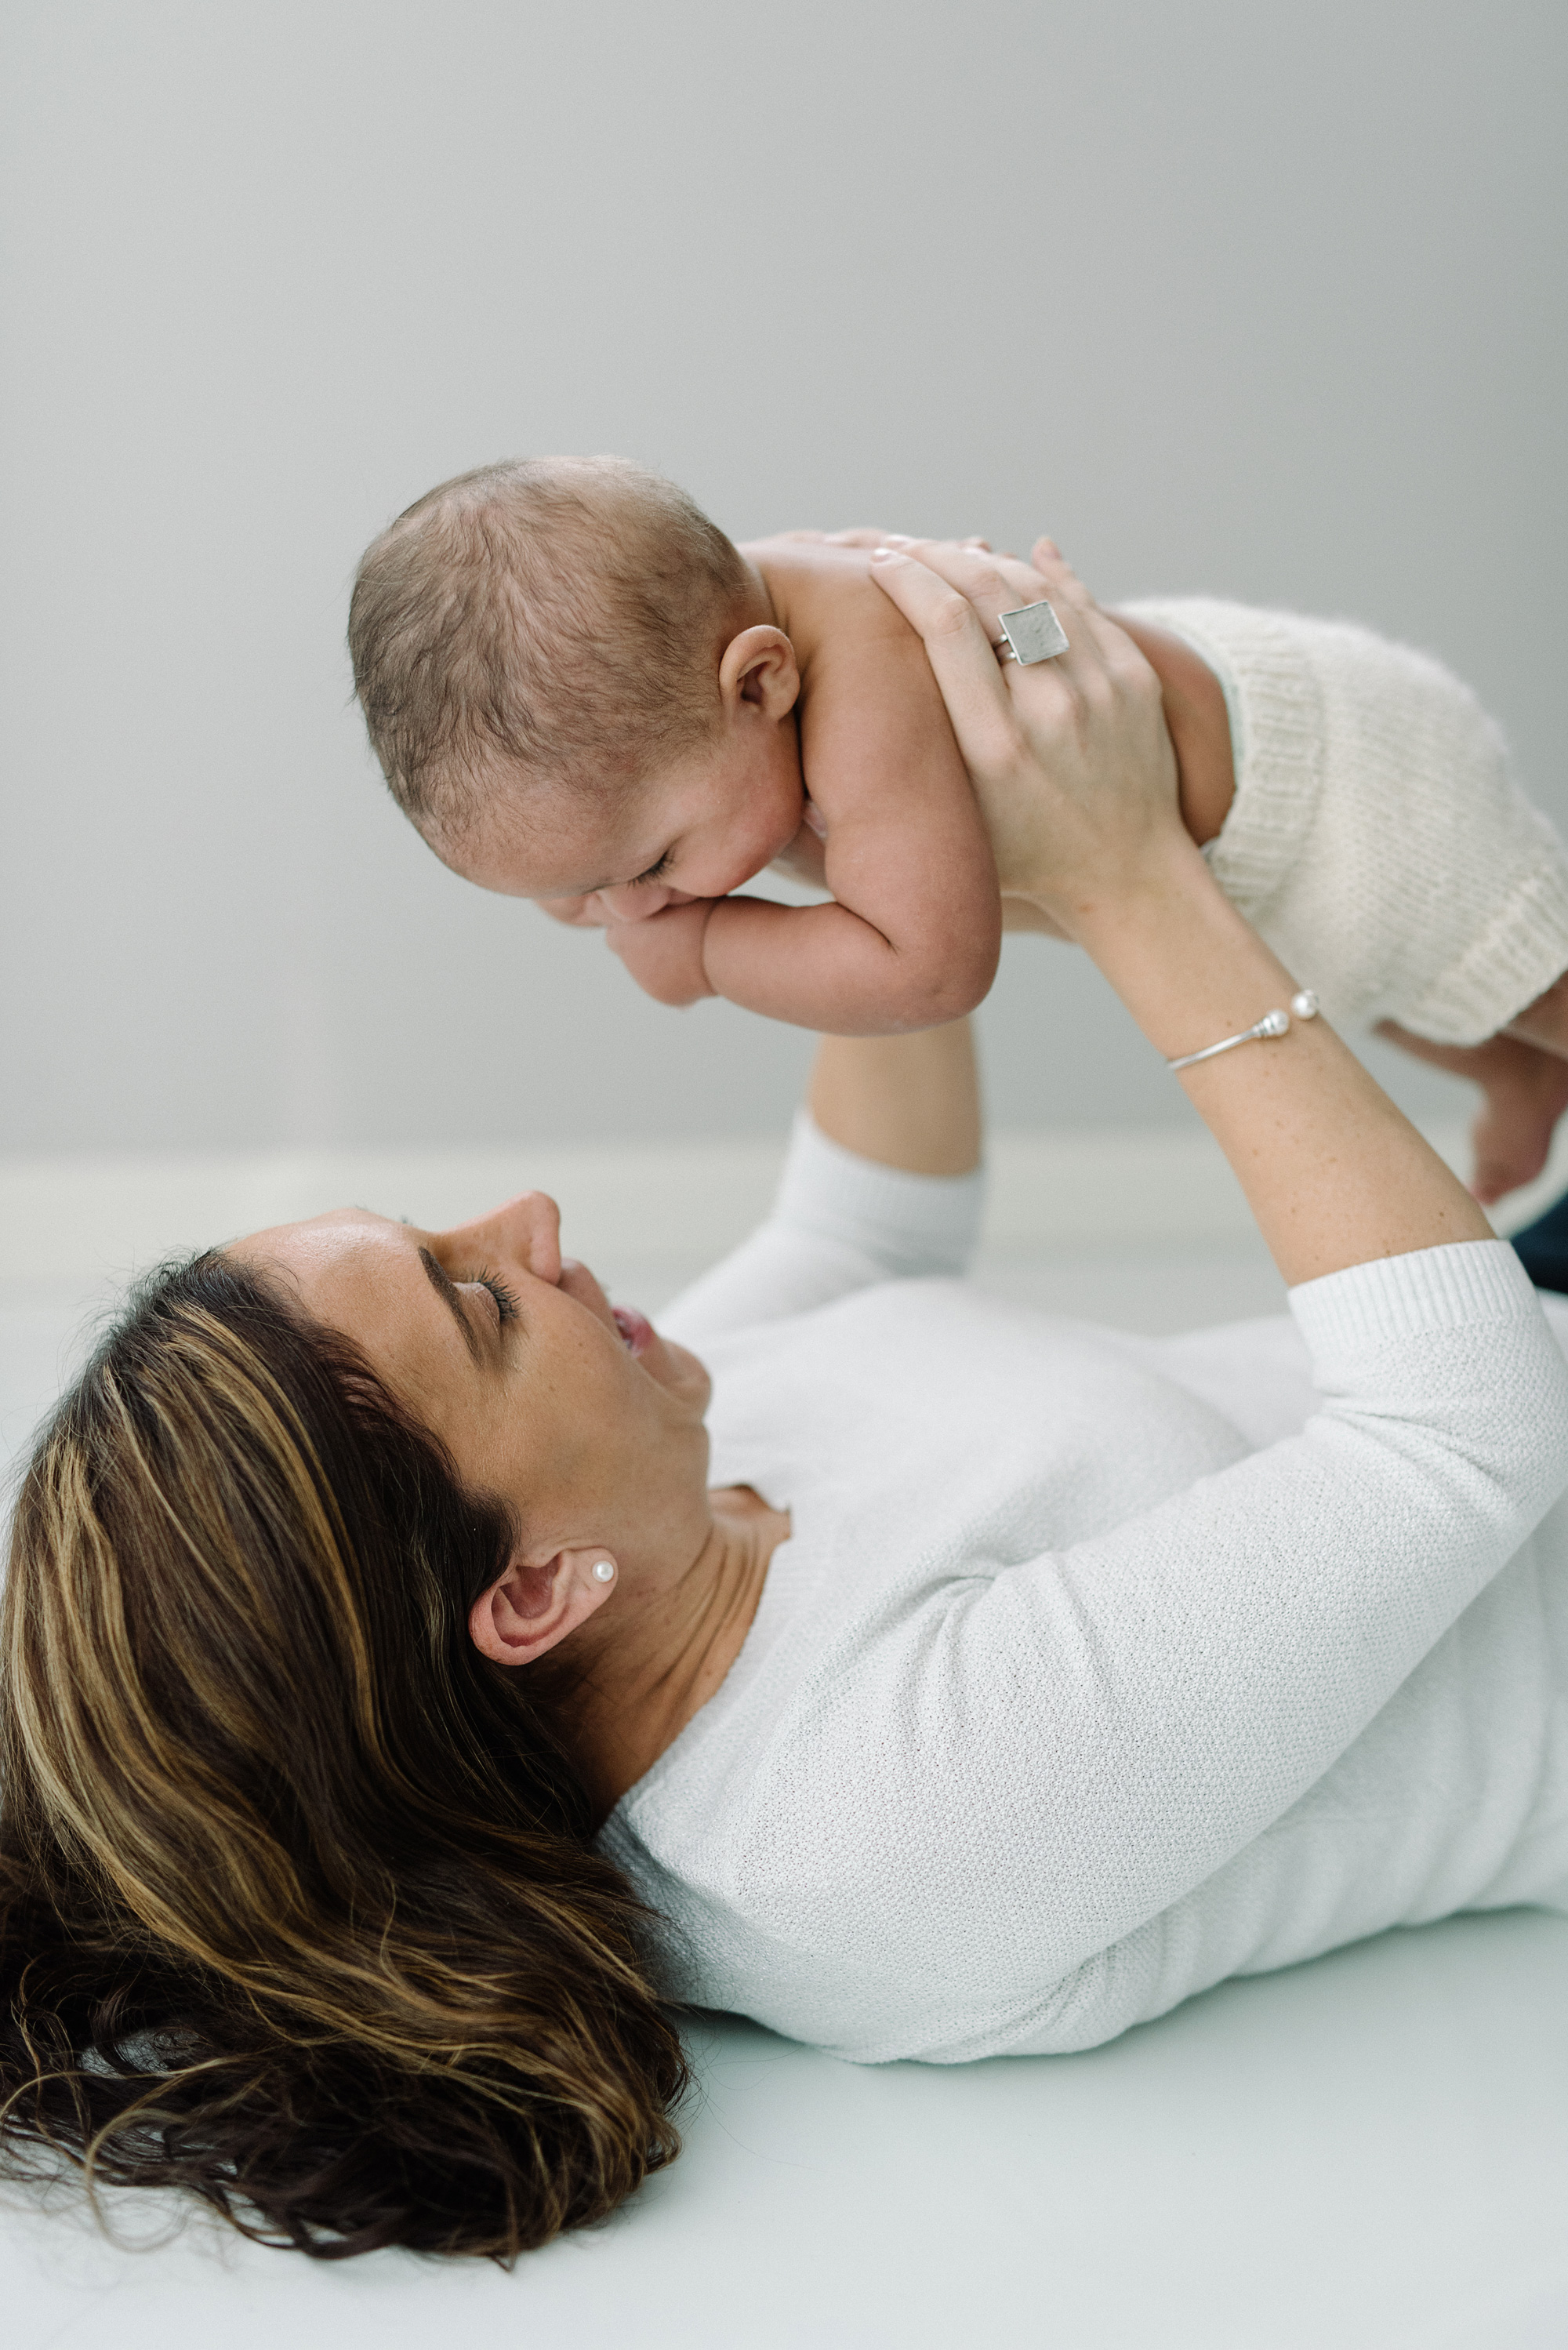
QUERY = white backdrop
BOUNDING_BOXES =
[2,0,1564,1154]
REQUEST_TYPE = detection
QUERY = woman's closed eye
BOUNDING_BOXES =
[466,1269,519,1328]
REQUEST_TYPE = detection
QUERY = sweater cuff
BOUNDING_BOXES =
[1287,1237,1541,1360]
[1401,847,1568,1044]
[775,1113,985,1277]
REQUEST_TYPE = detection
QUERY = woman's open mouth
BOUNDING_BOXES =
[612,1304,654,1357]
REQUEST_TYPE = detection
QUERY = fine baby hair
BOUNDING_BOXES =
[348,456,754,845]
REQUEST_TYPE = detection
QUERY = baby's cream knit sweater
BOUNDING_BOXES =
[1123,599,1568,1044]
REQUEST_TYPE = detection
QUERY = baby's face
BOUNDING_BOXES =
[450,729,807,928]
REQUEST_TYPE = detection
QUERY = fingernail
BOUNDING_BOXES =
[870,545,897,561]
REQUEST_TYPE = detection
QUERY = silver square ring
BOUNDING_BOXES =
[996,599,1069,665]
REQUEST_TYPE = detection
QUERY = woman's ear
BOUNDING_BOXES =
[468,1549,616,1668]
[718,624,800,721]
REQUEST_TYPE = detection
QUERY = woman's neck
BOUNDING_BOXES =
[569,1486,789,1818]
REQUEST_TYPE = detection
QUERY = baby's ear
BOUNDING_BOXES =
[720,624,800,718]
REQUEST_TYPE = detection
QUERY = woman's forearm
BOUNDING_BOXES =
[808,1020,982,1176]
[1072,839,1491,1287]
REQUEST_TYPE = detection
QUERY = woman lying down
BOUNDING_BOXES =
[5,542,1568,2264]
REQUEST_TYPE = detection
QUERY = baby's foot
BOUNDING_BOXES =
[1470,1045,1568,1204]
[1377,1023,1568,1205]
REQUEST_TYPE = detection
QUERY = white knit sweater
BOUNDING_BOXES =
[600,1117,1568,2063]
[1121,598,1568,1044]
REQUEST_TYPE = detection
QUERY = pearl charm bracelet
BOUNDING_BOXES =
[1167,990,1320,1073]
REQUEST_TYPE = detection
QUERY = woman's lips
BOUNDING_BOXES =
[612,1304,654,1358]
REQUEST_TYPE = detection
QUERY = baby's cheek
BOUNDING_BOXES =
[737,777,813,883]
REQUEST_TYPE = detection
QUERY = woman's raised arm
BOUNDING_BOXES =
[659,1023,983,1348]
[808,1020,980,1176]
[869,539,1492,1288]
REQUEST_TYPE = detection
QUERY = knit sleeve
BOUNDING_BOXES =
[746,1240,1568,2014]
[1123,596,1568,1043]
[659,1111,985,1344]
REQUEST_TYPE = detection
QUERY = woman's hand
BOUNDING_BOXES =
[872,534,1491,1286]
[869,537,1186,935]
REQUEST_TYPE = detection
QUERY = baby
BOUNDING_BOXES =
[348,455,1568,1204]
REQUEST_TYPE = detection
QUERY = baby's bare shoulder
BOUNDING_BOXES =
[746,537,964,815]
[746,536,916,666]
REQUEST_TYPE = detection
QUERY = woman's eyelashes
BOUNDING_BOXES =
[468,1269,519,1328]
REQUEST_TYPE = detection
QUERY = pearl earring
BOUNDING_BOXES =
[591,1559,616,1583]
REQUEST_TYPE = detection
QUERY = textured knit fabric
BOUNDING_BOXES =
[1120,597,1568,1044]
[598,1115,1568,2063]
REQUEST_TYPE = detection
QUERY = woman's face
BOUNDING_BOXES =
[232,1193,714,1576]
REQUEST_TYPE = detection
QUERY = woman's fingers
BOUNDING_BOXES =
[1023,536,1123,658]
[871,535,1112,706]
[857,531,1080,625]
[880,536,1044,634]
[824,528,994,552]
[868,546,1054,899]
[871,537,1181,917]
[867,545,1022,759]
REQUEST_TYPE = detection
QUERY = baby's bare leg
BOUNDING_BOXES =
[1376,1020,1568,1205]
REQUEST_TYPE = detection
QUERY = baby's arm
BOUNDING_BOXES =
[1109,612,1235,845]
[619,579,1002,1035]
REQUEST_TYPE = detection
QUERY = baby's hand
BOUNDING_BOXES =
[606,903,718,1008]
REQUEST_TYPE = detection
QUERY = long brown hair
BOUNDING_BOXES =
[0,1251,687,2258]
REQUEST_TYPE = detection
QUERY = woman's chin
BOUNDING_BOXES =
[654,1331,712,1409]
[612,1306,710,1407]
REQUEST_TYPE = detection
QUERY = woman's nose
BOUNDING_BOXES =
[442,1190,563,1285]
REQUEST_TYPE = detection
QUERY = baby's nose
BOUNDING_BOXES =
[597,883,679,922]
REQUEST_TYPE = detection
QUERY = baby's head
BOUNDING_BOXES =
[349,456,806,917]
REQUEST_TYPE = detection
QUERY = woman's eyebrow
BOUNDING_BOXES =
[418,1248,482,1363]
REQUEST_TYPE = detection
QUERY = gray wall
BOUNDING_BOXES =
[3,0,1564,1153]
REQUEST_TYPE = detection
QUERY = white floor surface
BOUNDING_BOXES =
[5,1211,1568,2347]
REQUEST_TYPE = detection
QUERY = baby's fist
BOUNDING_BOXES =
[606,902,718,1008]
